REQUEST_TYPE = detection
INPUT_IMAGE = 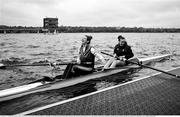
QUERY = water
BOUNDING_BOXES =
[0,33,180,114]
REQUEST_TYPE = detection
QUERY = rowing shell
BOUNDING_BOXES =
[0,54,171,102]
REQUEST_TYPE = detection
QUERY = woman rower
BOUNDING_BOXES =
[62,35,106,79]
[104,35,134,68]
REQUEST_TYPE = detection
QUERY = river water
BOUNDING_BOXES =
[0,33,180,114]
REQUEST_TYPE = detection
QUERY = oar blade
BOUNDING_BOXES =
[0,62,75,69]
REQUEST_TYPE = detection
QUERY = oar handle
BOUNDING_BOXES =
[101,52,180,78]
[101,52,115,58]
[101,52,128,61]
[101,51,140,64]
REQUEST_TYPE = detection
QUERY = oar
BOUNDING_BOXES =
[0,62,77,69]
[101,52,180,78]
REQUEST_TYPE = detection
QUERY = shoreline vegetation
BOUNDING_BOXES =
[0,25,180,33]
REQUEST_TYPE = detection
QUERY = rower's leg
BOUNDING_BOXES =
[103,57,115,69]
[110,60,125,68]
[127,57,139,64]
[110,61,117,68]
[72,65,93,76]
[73,65,93,72]
[61,63,74,79]
[116,60,126,66]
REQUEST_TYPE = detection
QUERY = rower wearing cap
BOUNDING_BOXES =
[104,35,134,68]
[62,35,106,79]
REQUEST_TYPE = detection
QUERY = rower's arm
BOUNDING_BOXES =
[125,46,134,59]
[91,48,106,65]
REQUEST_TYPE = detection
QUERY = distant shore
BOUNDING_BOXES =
[0,25,180,33]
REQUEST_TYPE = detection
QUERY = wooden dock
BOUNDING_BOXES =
[18,67,180,115]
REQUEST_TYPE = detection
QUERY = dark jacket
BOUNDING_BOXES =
[114,43,134,59]
[79,45,95,68]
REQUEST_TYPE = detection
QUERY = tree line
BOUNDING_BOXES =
[0,25,180,33]
[59,26,180,33]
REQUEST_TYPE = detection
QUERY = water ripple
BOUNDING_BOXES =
[0,33,180,112]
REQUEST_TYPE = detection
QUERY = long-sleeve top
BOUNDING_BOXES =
[113,44,134,59]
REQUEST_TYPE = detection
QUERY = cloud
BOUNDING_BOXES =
[0,0,180,27]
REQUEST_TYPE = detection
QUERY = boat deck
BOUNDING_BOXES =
[20,67,180,115]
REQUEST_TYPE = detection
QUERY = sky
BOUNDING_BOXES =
[0,0,180,28]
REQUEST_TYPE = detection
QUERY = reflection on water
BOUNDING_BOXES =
[0,33,180,114]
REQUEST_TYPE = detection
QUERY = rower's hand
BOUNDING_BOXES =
[77,59,80,64]
[122,57,127,61]
[76,57,80,64]
[118,56,126,61]
[113,54,117,58]
[50,62,57,67]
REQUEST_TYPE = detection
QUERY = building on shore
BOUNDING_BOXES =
[43,17,58,33]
